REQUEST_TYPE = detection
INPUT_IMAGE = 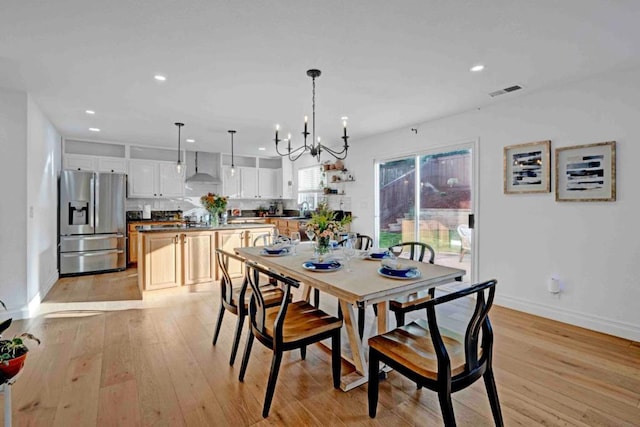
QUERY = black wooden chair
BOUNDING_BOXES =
[212,249,284,365]
[368,279,503,427]
[238,261,343,417]
[338,233,373,251]
[388,241,437,327]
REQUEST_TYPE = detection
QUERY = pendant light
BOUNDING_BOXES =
[228,130,236,176]
[175,122,184,173]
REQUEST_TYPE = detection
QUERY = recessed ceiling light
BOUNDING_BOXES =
[258,147,266,151]
[89,128,100,132]
[186,139,195,143]
[154,75,167,81]
[470,64,485,72]
[85,110,95,115]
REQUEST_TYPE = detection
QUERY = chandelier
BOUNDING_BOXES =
[274,69,349,162]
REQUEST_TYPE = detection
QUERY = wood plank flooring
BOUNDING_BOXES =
[2,269,639,426]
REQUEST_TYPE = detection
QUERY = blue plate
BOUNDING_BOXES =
[378,266,421,280]
[302,260,342,272]
[260,248,290,257]
[367,250,390,260]
[263,247,289,255]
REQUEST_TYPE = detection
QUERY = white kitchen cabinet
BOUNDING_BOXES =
[258,168,280,198]
[128,159,184,198]
[64,154,127,173]
[281,158,293,199]
[64,154,98,171]
[222,165,241,198]
[98,157,127,173]
[158,162,185,196]
[240,166,259,198]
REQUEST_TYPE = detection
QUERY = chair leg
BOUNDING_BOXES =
[212,304,225,345]
[394,310,406,327]
[437,390,457,427]
[368,350,380,418]
[313,288,320,308]
[331,330,341,389]
[358,306,365,339]
[229,314,245,366]
[300,345,307,360]
[483,368,504,427]
[238,331,254,382]
[262,351,284,418]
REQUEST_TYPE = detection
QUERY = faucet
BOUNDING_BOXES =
[299,201,310,217]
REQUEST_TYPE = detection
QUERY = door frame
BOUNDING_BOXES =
[374,138,479,283]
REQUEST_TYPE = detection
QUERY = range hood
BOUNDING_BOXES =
[186,152,221,183]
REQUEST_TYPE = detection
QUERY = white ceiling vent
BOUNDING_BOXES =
[489,85,523,98]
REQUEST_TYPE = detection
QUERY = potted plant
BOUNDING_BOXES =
[0,300,40,380]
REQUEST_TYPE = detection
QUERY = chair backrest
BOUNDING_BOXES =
[422,279,497,377]
[388,241,435,263]
[356,234,373,251]
[457,225,471,250]
[338,234,373,251]
[215,249,247,308]
[253,233,291,246]
[245,261,299,345]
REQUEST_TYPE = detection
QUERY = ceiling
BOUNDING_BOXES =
[2,0,640,157]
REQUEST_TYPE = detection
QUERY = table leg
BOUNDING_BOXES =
[338,300,369,391]
[376,300,388,334]
[301,284,311,302]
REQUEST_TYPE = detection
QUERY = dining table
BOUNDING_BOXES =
[235,243,465,391]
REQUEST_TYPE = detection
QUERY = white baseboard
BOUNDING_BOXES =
[22,270,59,319]
[495,294,640,342]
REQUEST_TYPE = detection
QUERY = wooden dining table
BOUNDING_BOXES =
[235,243,465,391]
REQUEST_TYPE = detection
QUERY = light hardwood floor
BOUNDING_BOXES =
[2,269,639,426]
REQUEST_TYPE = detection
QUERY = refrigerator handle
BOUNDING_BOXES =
[90,173,96,230]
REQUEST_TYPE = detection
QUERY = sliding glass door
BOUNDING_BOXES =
[376,144,475,282]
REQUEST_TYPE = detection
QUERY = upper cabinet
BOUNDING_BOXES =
[128,159,185,198]
[222,165,241,198]
[63,140,127,173]
[220,155,292,199]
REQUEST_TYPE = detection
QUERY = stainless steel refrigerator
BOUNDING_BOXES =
[58,170,126,275]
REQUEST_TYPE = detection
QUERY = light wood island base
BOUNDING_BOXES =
[137,225,274,292]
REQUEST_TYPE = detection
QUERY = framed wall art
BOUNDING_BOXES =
[555,141,616,202]
[503,140,551,194]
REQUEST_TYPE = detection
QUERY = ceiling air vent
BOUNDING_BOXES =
[489,85,523,98]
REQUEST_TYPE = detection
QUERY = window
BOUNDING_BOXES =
[297,165,324,208]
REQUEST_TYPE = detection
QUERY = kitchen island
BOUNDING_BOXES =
[137,224,274,291]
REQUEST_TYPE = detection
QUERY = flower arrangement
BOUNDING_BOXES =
[200,193,228,226]
[200,192,228,212]
[306,201,352,254]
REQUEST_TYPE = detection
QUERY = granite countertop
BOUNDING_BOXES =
[137,223,275,233]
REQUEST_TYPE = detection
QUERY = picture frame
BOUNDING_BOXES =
[555,141,616,202]
[503,140,551,194]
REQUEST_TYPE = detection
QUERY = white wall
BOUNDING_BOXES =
[26,95,61,310]
[0,88,60,319]
[344,66,640,341]
[0,87,28,316]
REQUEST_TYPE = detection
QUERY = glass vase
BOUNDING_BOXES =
[208,210,220,227]
[316,236,331,259]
